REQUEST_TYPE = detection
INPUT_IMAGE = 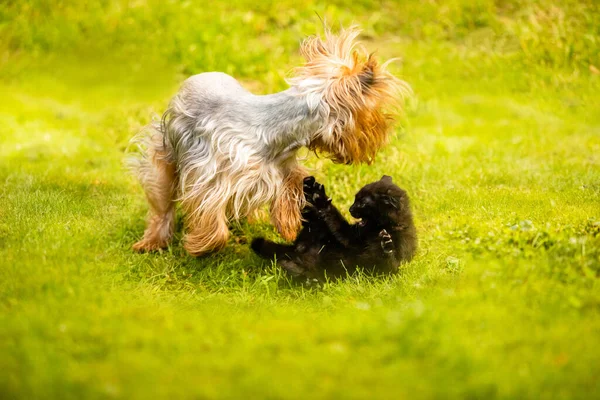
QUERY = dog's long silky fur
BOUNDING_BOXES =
[130,26,411,256]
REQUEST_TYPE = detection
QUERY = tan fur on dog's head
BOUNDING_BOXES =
[289,26,411,164]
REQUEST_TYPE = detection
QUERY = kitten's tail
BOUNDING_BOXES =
[251,238,291,259]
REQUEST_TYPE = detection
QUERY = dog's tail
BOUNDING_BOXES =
[125,118,173,186]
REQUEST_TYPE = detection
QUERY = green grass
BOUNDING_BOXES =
[1,0,599,399]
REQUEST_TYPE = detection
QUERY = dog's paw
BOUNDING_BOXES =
[132,238,167,253]
[379,229,394,255]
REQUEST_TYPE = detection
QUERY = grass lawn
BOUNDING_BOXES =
[1,1,599,399]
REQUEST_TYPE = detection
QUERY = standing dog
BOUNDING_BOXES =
[130,26,410,256]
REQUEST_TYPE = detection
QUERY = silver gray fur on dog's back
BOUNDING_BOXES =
[143,72,321,219]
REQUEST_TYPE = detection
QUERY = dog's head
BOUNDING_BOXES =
[289,26,411,164]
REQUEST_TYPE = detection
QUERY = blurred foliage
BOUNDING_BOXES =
[1,0,599,79]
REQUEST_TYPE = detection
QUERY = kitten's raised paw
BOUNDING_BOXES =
[303,176,316,188]
[379,229,394,255]
[303,176,316,201]
[303,178,330,208]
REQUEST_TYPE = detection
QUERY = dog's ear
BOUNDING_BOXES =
[358,56,377,91]
[301,36,329,61]
[381,175,393,184]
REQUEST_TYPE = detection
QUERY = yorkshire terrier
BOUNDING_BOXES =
[129,26,411,256]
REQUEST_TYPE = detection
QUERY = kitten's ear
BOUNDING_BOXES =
[381,175,393,184]
[381,194,399,208]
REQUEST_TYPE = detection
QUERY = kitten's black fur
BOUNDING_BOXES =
[251,176,417,282]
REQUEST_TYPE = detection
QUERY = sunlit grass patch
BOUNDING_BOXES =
[1,1,599,399]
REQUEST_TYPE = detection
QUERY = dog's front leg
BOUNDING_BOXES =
[270,165,307,241]
[182,196,230,256]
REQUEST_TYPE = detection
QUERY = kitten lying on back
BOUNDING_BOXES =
[252,176,417,282]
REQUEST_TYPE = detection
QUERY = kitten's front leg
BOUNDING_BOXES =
[300,177,321,225]
[379,229,395,255]
[305,178,355,247]
[379,229,399,270]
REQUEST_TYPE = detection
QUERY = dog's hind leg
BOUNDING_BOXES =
[270,165,307,241]
[132,146,176,252]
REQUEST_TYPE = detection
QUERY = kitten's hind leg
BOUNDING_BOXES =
[279,259,308,278]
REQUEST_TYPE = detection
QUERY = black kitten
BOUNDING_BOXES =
[251,175,417,282]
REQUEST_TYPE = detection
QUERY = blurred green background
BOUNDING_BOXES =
[1,1,599,399]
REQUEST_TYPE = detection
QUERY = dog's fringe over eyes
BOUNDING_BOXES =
[129,25,412,256]
[289,26,412,164]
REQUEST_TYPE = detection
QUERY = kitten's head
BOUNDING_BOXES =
[349,175,410,224]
